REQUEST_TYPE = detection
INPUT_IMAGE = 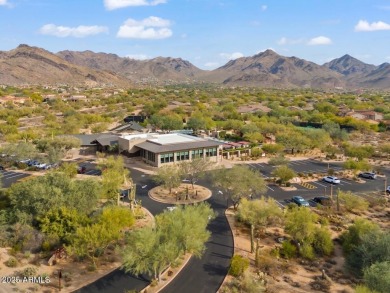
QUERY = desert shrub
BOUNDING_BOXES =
[21,266,38,278]
[355,284,379,293]
[5,256,18,267]
[341,218,380,255]
[364,261,390,293]
[300,243,315,260]
[338,191,369,212]
[346,230,390,276]
[229,254,249,277]
[313,227,334,256]
[281,241,297,259]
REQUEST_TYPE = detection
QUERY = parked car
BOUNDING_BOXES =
[386,186,390,194]
[77,166,86,174]
[358,172,377,179]
[323,176,341,184]
[313,196,332,206]
[36,163,48,169]
[27,160,39,167]
[292,196,310,207]
[0,165,4,171]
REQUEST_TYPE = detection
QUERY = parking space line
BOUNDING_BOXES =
[340,180,352,185]
[276,201,285,208]
[312,181,327,188]
[266,185,275,191]
[4,173,27,179]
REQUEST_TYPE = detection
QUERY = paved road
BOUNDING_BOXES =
[76,169,234,293]
[1,170,31,188]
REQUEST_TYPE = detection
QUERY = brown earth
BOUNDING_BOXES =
[0,206,153,293]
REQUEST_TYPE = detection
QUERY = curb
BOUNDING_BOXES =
[140,253,192,293]
[216,207,235,293]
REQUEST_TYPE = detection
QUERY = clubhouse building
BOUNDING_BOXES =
[118,133,222,167]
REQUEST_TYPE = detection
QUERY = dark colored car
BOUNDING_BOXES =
[358,172,377,179]
[292,196,310,207]
[0,165,4,170]
[313,196,332,206]
[77,166,86,174]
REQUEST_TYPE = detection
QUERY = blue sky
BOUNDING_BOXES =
[1,0,390,69]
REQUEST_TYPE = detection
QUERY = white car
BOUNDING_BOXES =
[386,186,390,194]
[323,176,341,184]
[166,206,177,212]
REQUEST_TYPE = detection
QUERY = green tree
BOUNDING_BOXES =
[121,227,179,282]
[312,227,334,256]
[268,155,290,166]
[272,165,296,185]
[285,207,318,244]
[0,142,39,162]
[364,261,390,293]
[343,159,372,175]
[156,203,215,256]
[212,165,267,209]
[153,164,182,195]
[187,117,206,133]
[276,131,310,154]
[228,254,249,277]
[341,218,380,255]
[98,155,131,205]
[37,207,90,243]
[237,197,283,253]
[57,162,78,178]
[122,203,213,282]
[345,145,374,161]
[261,143,284,155]
[8,172,100,225]
[346,230,390,276]
[69,206,135,267]
[338,190,369,212]
[179,157,214,189]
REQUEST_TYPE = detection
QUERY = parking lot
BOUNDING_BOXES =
[1,170,31,188]
[246,159,390,206]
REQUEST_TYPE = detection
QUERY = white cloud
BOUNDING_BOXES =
[39,24,108,38]
[117,16,172,39]
[0,0,10,6]
[220,52,244,60]
[307,36,332,45]
[261,5,267,11]
[104,0,166,10]
[126,54,149,60]
[355,20,390,31]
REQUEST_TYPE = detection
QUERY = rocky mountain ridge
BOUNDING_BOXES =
[0,44,389,90]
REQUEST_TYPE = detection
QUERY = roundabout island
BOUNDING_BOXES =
[148,183,212,204]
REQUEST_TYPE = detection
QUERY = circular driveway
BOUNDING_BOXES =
[75,168,234,293]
